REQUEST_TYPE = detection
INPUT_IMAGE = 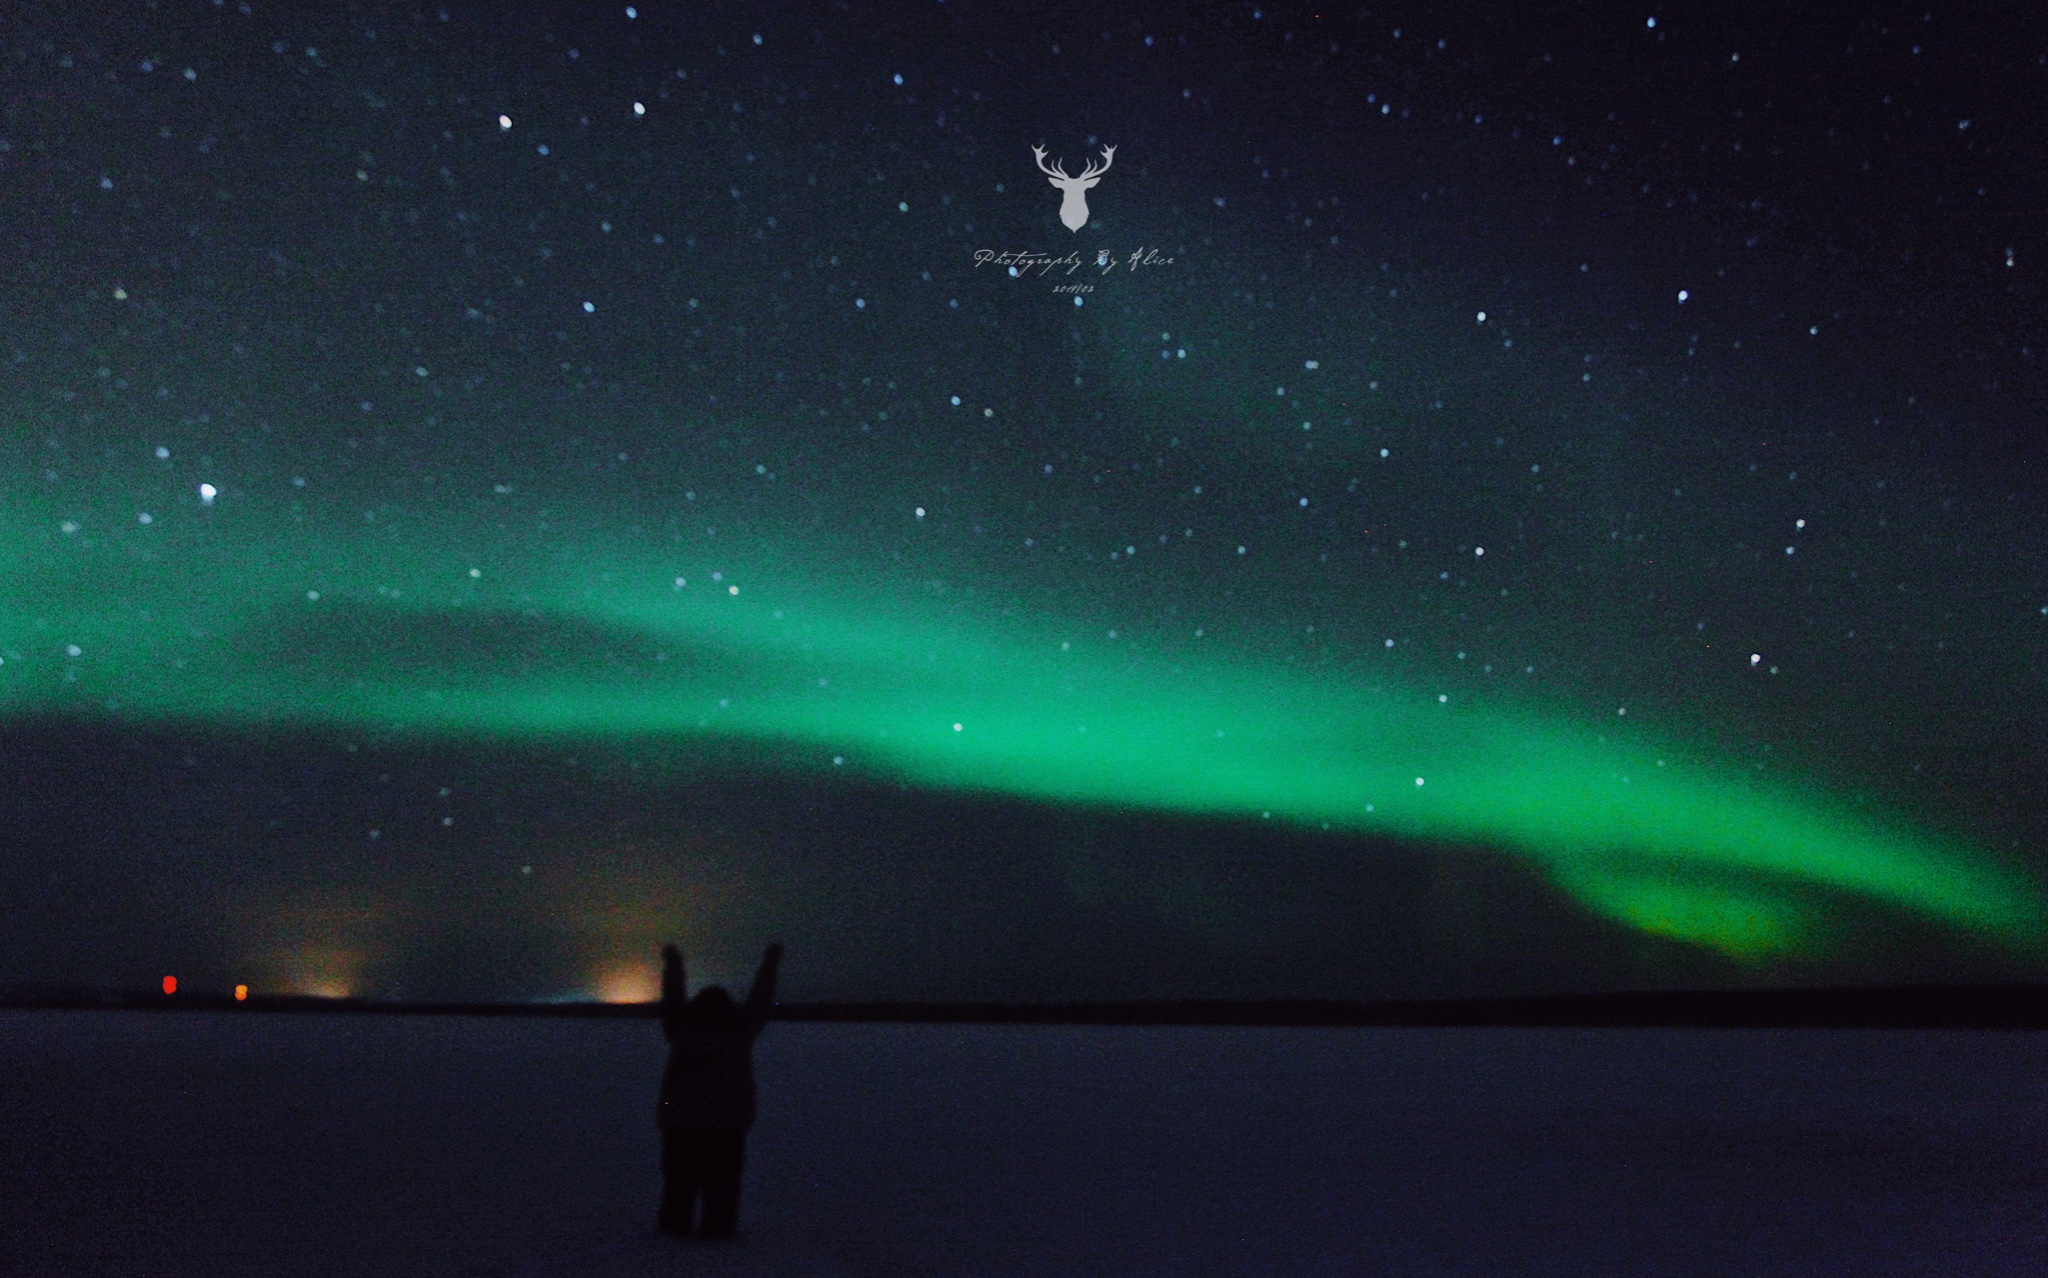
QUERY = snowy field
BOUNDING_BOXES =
[5,1010,2046,1275]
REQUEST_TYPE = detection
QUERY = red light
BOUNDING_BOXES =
[234,984,248,1001]
[162,975,177,995]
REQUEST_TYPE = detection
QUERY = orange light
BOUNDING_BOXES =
[162,975,177,995]
[234,984,248,1002]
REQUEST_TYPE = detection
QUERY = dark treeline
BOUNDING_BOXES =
[7,985,2048,1029]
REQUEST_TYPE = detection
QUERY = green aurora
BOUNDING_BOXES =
[4,460,2039,963]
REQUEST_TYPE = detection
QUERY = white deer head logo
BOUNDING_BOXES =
[1033,143,1115,232]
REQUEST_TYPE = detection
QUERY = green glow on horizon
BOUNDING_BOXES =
[2,469,2039,961]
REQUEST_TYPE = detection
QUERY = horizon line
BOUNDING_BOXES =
[6,983,2048,1029]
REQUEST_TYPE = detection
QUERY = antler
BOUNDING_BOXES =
[1076,145,1115,181]
[1031,144,1070,180]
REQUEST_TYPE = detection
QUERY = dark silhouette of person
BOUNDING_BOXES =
[656,941,781,1238]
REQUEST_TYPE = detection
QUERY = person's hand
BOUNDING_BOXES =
[658,945,689,1033]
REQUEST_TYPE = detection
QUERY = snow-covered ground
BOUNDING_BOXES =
[4,1009,2045,1275]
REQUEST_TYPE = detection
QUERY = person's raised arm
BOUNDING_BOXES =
[660,944,688,1043]
[744,942,783,1033]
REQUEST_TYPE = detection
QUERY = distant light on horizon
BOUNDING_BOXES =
[162,975,177,995]
[592,960,660,1004]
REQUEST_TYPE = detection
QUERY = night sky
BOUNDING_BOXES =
[3,0,2044,1001]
